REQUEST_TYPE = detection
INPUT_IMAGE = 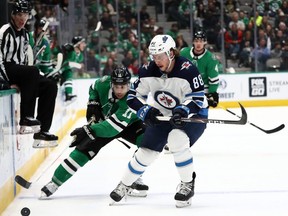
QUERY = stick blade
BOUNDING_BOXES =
[264,124,285,134]
[15,175,31,189]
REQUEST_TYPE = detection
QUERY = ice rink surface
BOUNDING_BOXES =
[3,106,288,216]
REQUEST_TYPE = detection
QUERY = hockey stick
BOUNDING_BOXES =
[218,105,285,133]
[33,45,46,64]
[69,62,82,69]
[34,21,49,50]
[157,103,247,125]
[46,53,63,78]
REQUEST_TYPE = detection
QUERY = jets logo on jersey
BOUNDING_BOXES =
[142,62,150,70]
[180,61,192,70]
[154,91,179,109]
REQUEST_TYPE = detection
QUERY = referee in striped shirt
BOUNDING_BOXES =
[0,0,58,147]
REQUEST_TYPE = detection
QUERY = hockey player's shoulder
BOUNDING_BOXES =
[138,61,158,78]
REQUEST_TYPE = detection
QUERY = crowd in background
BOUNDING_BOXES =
[29,0,288,78]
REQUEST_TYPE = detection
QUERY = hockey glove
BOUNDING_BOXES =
[0,77,10,90]
[137,105,163,127]
[205,92,219,108]
[69,125,96,149]
[86,100,104,122]
[170,105,190,129]
[45,71,62,83]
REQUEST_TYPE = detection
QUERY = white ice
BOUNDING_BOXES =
[2,106,288,216]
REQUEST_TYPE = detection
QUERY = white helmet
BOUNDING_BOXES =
[148,34,176,56]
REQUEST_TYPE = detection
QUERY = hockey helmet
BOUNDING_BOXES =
[111,66,131,85]
[193,30,207,41]
[34,19,46,29]
[148,34,176,56]
[72,36,85,47]
[12,0,32,14]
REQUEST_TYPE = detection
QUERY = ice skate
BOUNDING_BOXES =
[174,172,196,208]
[33,131,58,148]
[64,93,77,106]
[109,182,132,205]
[128,177,149,197]
[19,117,41,134]
[39,181,59,199]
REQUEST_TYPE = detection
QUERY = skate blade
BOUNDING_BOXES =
[39,192,50,200]
[175,198,192,208]
[109,199,116,206]
[33,140,58,148]
[19,125,41,134]
[127,189,147,197]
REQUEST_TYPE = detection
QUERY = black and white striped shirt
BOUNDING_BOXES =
[0,22,29,81]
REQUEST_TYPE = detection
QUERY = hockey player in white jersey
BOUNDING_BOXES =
[110,34,208,208]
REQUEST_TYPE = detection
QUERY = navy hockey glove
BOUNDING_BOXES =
[205,92,219,108]
[69,125,96,149]
[170,105,190,129]
[137,105,163,127]
[0,77,10,90]
[86,100,103,122]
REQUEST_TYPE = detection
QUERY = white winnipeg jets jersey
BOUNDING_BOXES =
[127,56,208,117]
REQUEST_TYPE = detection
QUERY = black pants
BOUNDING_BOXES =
[5,63,57,132]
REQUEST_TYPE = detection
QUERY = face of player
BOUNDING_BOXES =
[193,38,206,53]
[12,12,29,30]
[152,52,173,72]
[112,84,129,99]
[78,41,86,52]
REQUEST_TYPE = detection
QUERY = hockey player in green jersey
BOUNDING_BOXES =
[54,36,86,103]
[40,66,148,198]
[29,19,53,75]
[180,30,220,107]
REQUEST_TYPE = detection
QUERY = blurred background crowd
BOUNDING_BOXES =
[4,0,288,77]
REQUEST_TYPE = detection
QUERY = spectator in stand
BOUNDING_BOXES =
[225,0,238,14]
[87,32,100,53]
[229,11,246,31]
[275,10,288,29]
[249,11,263,27]
[99,0,116,16]
[86,49,100,77]
[280,40,288,70]
[239,10,250,29]
[224,23,243,58]
[96,46,108,72]
[100,11,114,31]
[250,37,271,72]
[102,57,116,76]
[122,51,134,68]
[281,1,288,14]
[270,41,283,58]
[127,58,139,75]
[140,5,150,22]
[166,23,179,41]
[176,34,188,50]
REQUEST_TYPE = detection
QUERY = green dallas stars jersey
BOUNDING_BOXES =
[180,47,219,93]
[89,75,140,138]
[29,32,53,74]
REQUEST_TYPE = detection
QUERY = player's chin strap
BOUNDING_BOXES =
[166,51,175,72]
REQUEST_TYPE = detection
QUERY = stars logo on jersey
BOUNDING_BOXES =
[154,91,178,109]
[180,61,192,70]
